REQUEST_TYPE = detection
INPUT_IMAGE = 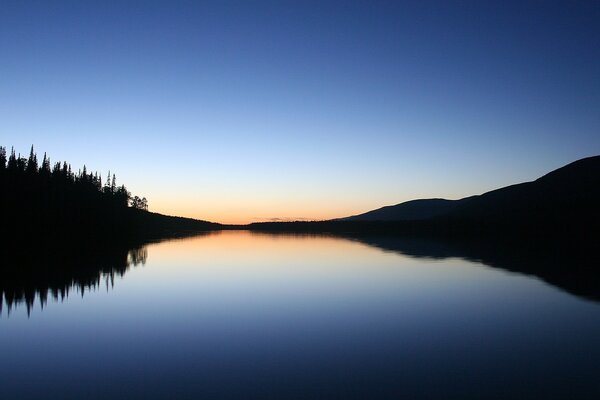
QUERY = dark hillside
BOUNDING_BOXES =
[341,156,600,232]
[448,156,600,224]
[343,198,471,221]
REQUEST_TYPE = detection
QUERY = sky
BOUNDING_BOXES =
[1,0,599,224]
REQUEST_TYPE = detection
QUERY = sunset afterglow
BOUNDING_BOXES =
[2,2,599,224]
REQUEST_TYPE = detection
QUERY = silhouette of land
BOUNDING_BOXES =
[342,198,470,221]
[0,145,221,246]
[0,145,224,315]
[3,146,597,241]
[250,155,600,238]
[344,155,600,224]
[242,156,600,301]
[1,145,599,307]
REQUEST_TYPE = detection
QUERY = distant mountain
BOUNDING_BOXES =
[342,198,470,221]
[342,155,600,224]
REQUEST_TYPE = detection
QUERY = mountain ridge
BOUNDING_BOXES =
[342,155,600,223]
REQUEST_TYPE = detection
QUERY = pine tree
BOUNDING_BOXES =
[52,162,61,176]
[40,152,51,177]
[111,173,116,194]
[0,146,6,170]
[103,171,111,193]
[7,147,17,171]
[26,145,38,174]
[16,153,27,172]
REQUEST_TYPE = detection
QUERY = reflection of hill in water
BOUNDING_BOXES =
[1,245,147,316]
[2,232,598,315]
[247,231,599,302]
[342,234,600,303]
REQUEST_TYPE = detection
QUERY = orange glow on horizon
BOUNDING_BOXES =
[142,179,476,225]
[148,201,371,225]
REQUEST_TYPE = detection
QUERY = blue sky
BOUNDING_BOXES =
[1,1,599,223]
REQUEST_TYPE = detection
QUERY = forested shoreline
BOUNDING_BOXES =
[2,145,598,245]
[0,145,219,244]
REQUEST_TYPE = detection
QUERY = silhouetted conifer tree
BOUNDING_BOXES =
[40,152,51,177]
[52,161,61,176]
[16,154,27,172]
[0,146,6,170]
[103,171,111,193]
[7,147,17,171]
[111,173,116,194]
[26,145,37,174]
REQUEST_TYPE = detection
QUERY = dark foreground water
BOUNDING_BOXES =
[2,231,600,399]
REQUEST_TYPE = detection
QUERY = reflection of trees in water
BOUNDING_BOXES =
[127,246,148,267]
[0,245,147,317]
[4,232,598,317]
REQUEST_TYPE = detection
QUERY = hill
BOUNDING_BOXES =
[343,156,600,228]
[343,198,471,221]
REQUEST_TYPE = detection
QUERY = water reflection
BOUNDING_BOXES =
[2,231,598,317]
[1,231,599,399]
[342,234,600,302]
[242,231,600,302]
[0,245,147,316]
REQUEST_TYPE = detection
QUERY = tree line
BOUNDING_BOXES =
[0,145,147,210]
[0,145,152,243]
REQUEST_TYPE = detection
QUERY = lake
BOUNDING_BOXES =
[2,230,600,399]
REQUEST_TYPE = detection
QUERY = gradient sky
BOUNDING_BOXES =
[1,1,599,223]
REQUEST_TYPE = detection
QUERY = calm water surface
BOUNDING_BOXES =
[2,231,600,399]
